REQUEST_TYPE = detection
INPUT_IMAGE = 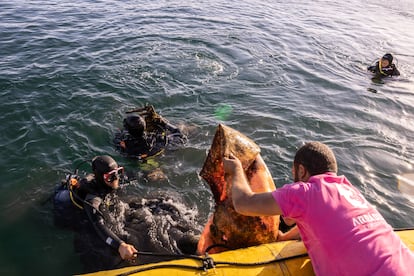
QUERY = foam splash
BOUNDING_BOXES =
[123,194,202,255]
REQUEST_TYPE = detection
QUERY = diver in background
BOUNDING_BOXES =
[114,105,187,181]
[114,105,187,160]
[367,53,400,78]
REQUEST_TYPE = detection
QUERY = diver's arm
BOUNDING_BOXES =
[84,194,137,259]
[84,194,124,249]
[163,121,180,133]
[392,65,400,76]
[147,107,182,135]
[223,155,283,216]
[118,242,138,260]
[367,62,379,73]
[159,118,185,138]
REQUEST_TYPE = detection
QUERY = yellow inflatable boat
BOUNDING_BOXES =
[80,229,414,276]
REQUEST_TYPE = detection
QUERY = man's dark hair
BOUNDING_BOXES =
[294,142,337,176]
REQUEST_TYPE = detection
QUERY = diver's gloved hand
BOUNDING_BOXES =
[118,242,138,260]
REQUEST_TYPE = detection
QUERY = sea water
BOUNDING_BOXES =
[1,0,414,275]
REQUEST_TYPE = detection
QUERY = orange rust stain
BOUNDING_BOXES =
[198,124,280,254]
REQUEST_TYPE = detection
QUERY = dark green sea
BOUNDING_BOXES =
[1,0,414,275]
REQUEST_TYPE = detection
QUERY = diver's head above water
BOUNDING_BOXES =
[92,155,123,189]
[381,53,393,67]
[123,114,146,138]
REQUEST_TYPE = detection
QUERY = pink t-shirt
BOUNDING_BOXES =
[272,173,414,276]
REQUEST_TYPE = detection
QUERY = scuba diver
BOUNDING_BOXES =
[114,105,188,181]
[53,155,201,273]
[114,105,187,160]
[54,155,137,271]
[367,53,400,78]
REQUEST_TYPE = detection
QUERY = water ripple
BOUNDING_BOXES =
[1,0,414,274]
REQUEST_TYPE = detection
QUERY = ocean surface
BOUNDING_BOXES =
[1,0,414,275]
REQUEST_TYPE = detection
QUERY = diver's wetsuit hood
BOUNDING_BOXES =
[382,53,393,64]
[124,115,146,138]
[92,155,118,188]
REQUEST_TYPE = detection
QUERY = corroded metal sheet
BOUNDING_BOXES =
[198,124,279,254]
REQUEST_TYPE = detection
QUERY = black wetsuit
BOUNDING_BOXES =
[367,61,400,77]
[114,121,187,159]
[54,175,200,273]
[71,174,130,272]
[74,174,126,250]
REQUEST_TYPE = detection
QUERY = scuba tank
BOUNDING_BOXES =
[53,170,84,229]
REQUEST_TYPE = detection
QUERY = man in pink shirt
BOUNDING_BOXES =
[223,141,414,275]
